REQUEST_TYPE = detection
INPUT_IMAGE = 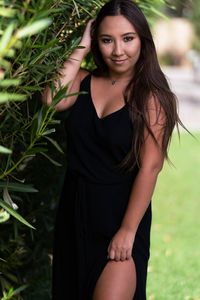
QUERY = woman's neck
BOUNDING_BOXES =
[108,70,134,85]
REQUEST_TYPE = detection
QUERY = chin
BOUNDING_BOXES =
[110,66,133,75]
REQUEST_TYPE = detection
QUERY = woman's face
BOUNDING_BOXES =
[98,15,141,77]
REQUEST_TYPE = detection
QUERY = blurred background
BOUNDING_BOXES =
[0,0,199,299]
[148,1,200,299]
[153,0,200,132]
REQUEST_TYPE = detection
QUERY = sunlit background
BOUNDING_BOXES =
[147,1,200,299]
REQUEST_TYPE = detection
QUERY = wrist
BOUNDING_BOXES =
[120,222,137,236]
[64,48,87,67]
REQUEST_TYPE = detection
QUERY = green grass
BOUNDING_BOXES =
[147,132,200,300]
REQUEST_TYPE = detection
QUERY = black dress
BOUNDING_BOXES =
[52,74,152,300]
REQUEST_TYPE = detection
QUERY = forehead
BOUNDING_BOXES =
[98,15,136,35]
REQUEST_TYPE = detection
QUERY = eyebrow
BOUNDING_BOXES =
[99,32,137,37]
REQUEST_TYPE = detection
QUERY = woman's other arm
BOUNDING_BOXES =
[108,96,166,261]
[42,20,93,111]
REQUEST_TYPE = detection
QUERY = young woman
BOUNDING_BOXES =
[43,0,180,299]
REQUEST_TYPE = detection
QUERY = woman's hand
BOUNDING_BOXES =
[79,19,95,54]
[107,227,135,262]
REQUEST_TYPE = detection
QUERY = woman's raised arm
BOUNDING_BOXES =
[42,19,94,111]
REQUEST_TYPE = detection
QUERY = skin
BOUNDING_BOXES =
[42,19,93,110]
[43,15,165,300]
[98,15,141,80]
[90,15,141,120]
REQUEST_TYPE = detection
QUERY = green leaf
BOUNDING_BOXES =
[0,22,15,53]
[0,145,12,154]
[51,86,87,107]
[5,48,15,58]
[0,182,38,193]
[40,152,62,167]
[49,119,61,125]
[30,113,38,142]
[51,84,69,106]
[66,91,87,98]
[44,136,64,154]
[12,284,29,296]
[0,257,7,263]
[0,93,26,103]
[0,199,35,229]
[0,8,16,17]
[0,209,10,223]
[23,86,40,92]
[36,106,45,133]
[16,19,52,39]
[72,0,80,18]
[26,147,48,155]
[0,79,21,87]
[149,6,168,19]
[42,128,56,136]
[0,58,11,69]
[30,46,62,65]
[3,187,18,209]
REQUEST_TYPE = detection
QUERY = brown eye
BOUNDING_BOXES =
[101,38,112,44]
[124,36,134,42]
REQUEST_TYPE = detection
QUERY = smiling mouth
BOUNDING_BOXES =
[111,59,127,64]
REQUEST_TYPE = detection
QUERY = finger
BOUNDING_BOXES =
[114,249,121,261]
[120,250,127,261]
[87,19,95,29]
[89,18,95,24]
[107,242,111,253]
[126,249,132,260]
[109,248,115,260]
[107,245,112,259]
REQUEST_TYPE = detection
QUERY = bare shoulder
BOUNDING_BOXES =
[147,93,160,109]
[79,69,90,81]
[146,94,166,126]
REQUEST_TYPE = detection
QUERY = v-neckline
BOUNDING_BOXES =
[89,75,127,120]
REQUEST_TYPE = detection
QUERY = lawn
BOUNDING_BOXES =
[147,132,200,300]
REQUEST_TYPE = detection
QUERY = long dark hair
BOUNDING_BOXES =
[91,0,182,171]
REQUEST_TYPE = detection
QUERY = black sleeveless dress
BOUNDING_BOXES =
[52,74,152,300]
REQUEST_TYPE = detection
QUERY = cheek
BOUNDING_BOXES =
[135,46,141,58]
[99,44,111,58]
[135,40,141,55]
[128,43,141,57]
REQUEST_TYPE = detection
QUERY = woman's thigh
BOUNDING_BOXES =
[92,258,136,300]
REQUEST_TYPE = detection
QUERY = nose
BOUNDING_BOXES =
[112,41,123,56]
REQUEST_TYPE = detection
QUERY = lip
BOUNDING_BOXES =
[111,59,127,65]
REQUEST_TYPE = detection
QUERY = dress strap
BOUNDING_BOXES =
[80,73,91,92]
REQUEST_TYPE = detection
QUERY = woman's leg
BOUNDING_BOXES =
[92,258,136,300]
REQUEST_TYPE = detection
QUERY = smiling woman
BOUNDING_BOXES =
[97,15,141,80]
[42,0,182,299]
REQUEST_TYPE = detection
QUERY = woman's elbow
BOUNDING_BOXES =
[153,161,164,174]
[140,159,164,176]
